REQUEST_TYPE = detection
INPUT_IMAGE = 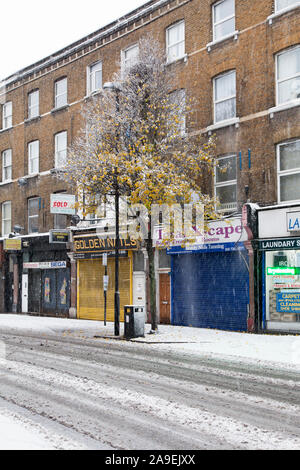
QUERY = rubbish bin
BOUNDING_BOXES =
[124,305,145,340]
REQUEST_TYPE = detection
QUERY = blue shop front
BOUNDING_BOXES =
[167,218,249,332]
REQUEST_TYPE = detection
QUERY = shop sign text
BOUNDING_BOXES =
[276,292,300,313]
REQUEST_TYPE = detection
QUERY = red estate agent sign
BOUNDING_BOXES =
[50,194,76,215]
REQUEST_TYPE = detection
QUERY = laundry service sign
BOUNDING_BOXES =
[287,211,300,232]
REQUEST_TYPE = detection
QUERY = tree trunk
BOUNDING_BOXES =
[147,220,157,332]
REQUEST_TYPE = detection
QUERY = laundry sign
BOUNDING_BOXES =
[287,211,300,232]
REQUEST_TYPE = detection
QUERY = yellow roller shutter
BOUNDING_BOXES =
[78,257,131,322]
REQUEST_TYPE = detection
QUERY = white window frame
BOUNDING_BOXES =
[54,77,68,109]
[28,90,39,119]
[277,138,300,204]
[169,89,186,137]
[213,70,236,124]
[2,149,12,182]
[2,102,12,129]
[2,201,12,236]
[28,141,39,175]
[166,20,185,64]
[121,44,139,74]
[276,46,300,107]
[28,197,39,234]
[87,61,102,95]
[213,0,235,42]
[275,0,300,13]
[214,154,237,212]
[55,131,67,169]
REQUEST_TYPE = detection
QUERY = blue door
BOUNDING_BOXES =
[171,250,249,331]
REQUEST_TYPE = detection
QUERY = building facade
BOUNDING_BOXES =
[0,0,300,331]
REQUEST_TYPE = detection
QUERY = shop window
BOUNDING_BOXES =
[215,155,237,212]
[275,0,300,13]
[2,201,11,236]
[54,78,68,109]
[265,250,300,325]
[28,197,39,234]
[2,102,12,129]
[213,0,235,42]
[213,70,236,123]
[28,140,39,175]
[88,61,102,95]
[277,138,300,203]
[2,149,12,182]
[121,44,139,74]
[55,131,67,168]
[166,21,185,63]
[28,90,39,119]
[276,45,300,106]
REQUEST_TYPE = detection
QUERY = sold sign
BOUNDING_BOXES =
[50,194,76,215]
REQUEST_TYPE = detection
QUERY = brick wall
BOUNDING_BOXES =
[0,0,300,235]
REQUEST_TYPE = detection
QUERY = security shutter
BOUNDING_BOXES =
[78,257,131,322]
[172,251,249,331]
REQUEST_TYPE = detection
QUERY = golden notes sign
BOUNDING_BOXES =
[74,236,138,254]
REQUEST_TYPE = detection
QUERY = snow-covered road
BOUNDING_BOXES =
[0,323,299,450]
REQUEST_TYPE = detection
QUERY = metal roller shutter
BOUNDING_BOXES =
[171,251,249,331]
[78,257,131,322]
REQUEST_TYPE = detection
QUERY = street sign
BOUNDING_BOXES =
[103,275,109,291]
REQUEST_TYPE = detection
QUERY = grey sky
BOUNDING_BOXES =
[0,0,147,80]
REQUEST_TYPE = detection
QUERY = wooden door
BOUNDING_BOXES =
[159,273,170,324]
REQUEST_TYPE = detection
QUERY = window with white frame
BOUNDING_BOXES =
[28,90,39,119]
[121,44,139,74]
[275,0,300,13]
[277,139,300,203]
[28,141,39,175]
[214,70,236,123]
[166,21,185,63]
[2,102,12,129]
[55,78,68,108]
[55,131,67,168]
[215,155,237,211]
[88,61,102,94]
[276,46,300,106]
[213,0,235,42]
[2,149,12,182]
[28,197,39,234]
[169,89,186,136]
[2,201,11,236]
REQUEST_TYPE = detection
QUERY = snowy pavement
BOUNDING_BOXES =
[0,314,300,371]
[0,314,300,450]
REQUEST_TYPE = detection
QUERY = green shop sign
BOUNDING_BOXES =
[267,267,300,275]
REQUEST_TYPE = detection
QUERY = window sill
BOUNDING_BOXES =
[267,4,300,24]
[51,104,69,114]
[25,116,41,125]
[0,179,12,187]
[206,117,240,134]
[269,99,300,118]
[0,126,13,134]
[166,54,188,66]
[206,31,239,52]
[84,89,103,100]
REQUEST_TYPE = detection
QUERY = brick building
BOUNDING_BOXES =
[0,0,299,331]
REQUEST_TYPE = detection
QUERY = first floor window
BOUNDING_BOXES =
[2,102,12,129]
[213,0,235,42]
[275,0,300,13]
[215,155,237,211]
[276,46,300,105]
[166,21,185,63]
[55,131,67,168]
[278,138,300,203]
[28,197,39,234]
[169,89,186,136]
[2,149,12,182]
[28,141,39,175]
[2,201,11,236]
[88,61,102,94]
[214,70,236,123]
